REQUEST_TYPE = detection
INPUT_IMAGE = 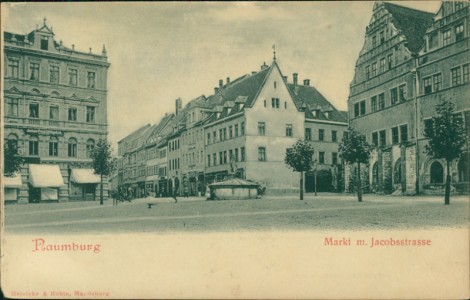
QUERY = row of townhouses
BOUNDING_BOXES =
[117,61,348,197]
[3,20,110,203]
[347,1,469,195]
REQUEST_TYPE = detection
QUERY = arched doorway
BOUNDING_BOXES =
[430,161,444,184]
[458,153,469,182]
[393,159,402,184]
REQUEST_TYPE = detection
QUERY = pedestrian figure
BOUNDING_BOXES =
[173,173,180,203]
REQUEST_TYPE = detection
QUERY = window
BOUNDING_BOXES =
[50,66,59,84]
[258,147,266,161]
[392,127,399,144]
[223,151,227,164]
[463,64,469,83]
[49,106,59,120]
[285,102,287,109]
[219,152,223,165]
[68,138,77,157]
[271,98,275,108]
[332,152,338,165]
[86,106,95,123]
[29,103,39,118]
[424,77,433,94]
[286,124,293,137]
[360,100,366,114]
[212,153,217,166]
[365,65,370,79]
[213,131,217,143]
[442,29,451,46]
[372,132,378,146]
[400,124,408,142]
[68,68,78,86]
[264,99,266,107]
[241,122,245,135]
[433,73,442,92]
[455,24,464,42]
[207,133,211,145]
[305,128,312,141]
[380,58,386,73]
[380,31,385,44]
[372,62,377,76]
[332,130,337,142]
[229,126,233,139]
[234,124,239,137]
[430,161,444,184]
[274,81,277,89]
[378,93,385,110]
[40,36,48,50]
[229,149,233,162]
[276,98,280,108]
[241,147,246,161]
[86,139,95,158]
[9,59,19,79]
[319,152,325,164]
[219,129,223,141]
[319,129,325,141]
[258,122,266,135]
[399,84,407,102]
[379,130,386,146]
[455,2,464,11]
[354,103,360,117]
[428,31,438,50]
[372,35,377,48]
[6,98,18,116]
[29,136,39,156]
[391,88,398,105]
[451,67,462,86]
[235,148,239,162]
[30,63,39,81]
[368,96,376,112]
[387,53,393,69]
[7,134,18,150]
[49,137,59,156]
[87,71,96,89]
[207,155,211,167]
[223,128,227,140]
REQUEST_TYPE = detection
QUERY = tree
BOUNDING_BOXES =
[3,142,24,177]
[285,140,314,200]
[338,127,372,202]
[90,139,113,205]
[423,99,466,205]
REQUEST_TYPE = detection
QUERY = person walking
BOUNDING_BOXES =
[173,173,180,203]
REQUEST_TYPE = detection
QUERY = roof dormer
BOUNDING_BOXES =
[32,17,55,52]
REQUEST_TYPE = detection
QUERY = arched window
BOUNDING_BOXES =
[68,138,77,157]
[29,136,39,156]
[430,161,444,184]
[393,159,402,184]
[86,139,95,158]
[458,153,469,182]
[6,134,18,150]
[49,137,59,156]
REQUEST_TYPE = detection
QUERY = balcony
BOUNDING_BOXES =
[4,117,107,133]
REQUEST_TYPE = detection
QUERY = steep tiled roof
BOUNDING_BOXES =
[382,2,434,53]
[118,124,151,144]
[143,113,174,147]
[287,84,347,123]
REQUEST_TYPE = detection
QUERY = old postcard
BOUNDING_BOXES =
[1,1,469,299]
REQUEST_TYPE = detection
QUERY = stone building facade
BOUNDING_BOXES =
[348,1,469,195]
[3,20,110,203]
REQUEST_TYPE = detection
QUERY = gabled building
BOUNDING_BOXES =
[348,1,469,195]
[3,20,110,203]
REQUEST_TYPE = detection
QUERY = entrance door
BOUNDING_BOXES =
[29,186,41,203]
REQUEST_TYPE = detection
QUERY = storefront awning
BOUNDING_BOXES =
[3,173,23,188]
[29,164,64,188]
[71,169,101,184]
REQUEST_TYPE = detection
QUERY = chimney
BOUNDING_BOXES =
[175,98,182,116]
[219,79,223,88]
[226,77,230,85]
[303,79,310,86]
[214,87,219,94]
[260,62,268,70]
[283,76,288,83]
[293,73,298,86]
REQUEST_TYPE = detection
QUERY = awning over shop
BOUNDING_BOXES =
[3,173,23,188]
[71,169,100,184]
[29,164,64,188]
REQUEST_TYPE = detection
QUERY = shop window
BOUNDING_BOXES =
[430,161,444,184]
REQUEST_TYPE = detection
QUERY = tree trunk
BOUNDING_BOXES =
[100,174,104,205]
[357,162,362,202]
[445,160,451,205]
[300,171,304,200]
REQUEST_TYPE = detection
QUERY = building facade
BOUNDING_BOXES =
[348,1,469,194]
[3,20,110,203]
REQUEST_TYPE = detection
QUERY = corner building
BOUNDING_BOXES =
[348,2,469,195]
[3,20,110,203]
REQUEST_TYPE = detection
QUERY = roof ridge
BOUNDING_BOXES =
[382,1,435,17]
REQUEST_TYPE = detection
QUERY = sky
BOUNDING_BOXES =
[2,1,441,150]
